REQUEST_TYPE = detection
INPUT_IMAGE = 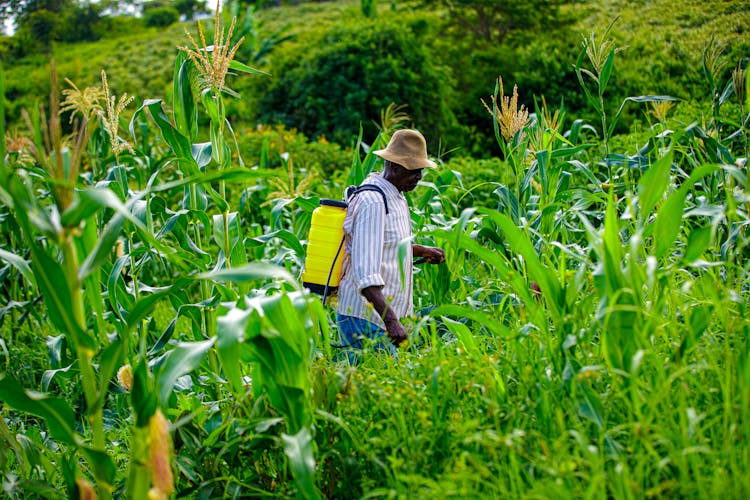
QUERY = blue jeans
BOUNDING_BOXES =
[336,314,397,365]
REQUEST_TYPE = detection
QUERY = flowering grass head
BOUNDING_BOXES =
[99,70,134,158]
[180,0,245,97]
[482,76,530,143]
[60,79,104,124]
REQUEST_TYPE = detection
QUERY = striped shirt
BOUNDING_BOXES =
[336,172,413,328]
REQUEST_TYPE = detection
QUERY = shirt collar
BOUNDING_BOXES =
[367,172,404,199]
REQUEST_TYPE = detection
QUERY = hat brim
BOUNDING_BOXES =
[374,149,437,170]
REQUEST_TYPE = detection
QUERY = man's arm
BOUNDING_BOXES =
[361,285,408,346]
[412,244,446,264]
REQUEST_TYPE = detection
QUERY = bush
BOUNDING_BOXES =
[256,16,457,149]
[144,6,180,27]
[236,124,352,178]
[57,4,103,43]
[17,9,59,53]
[94,15,146,39]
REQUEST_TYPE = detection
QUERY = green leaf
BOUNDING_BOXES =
[477,208,562,317]
[212,212,241,251]
[446,229,532,307]
[247,229,305,257]
[79,445,117,485]
[198,262,300,289]
[638,149,673,221]
[719,79,734,106]
[97,337,126,411]
[154,339,215,406]
[0,247,36,288]
[107,255,135,319]
[192,142,212,168]
[131,360,158,427]
[229,59,270,76]
[127,277,192,331]
[574,47,603,114]
[201,88,220,123]
[173,54,198,142]
[550,144,593,159]
[132,99,198,174]
[216,305,252,393]
[61,188,121,227]
[148,167,275,196]
[683,225,712,263]
[430,304,509,338]
[599,48,616,93]
[30,244,96,350]
[282,428,321,500]
[0,374,77,446]
[40,363,74,392]
[601,190,625,291]
[442,317,479,354]
[675,304,713,362]
[78,213,125,282]
[609,95,679,138]
[654,165,716,259]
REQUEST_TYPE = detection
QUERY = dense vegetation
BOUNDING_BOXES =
[1,0,749,498]
[2,0,748,155]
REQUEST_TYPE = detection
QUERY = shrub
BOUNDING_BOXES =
[17,9,59,53]
[236,123,351,177]
[144,6,180,27]
[57,4,103,43]
[256,16,457,149]
[94,15,146,39]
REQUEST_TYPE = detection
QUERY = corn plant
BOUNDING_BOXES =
[574,20,678,181]
[208,264,326,500]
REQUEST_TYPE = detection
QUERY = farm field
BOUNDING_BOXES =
[1,0,749,498]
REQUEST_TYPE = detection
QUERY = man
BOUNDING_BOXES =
[336,129,446,362]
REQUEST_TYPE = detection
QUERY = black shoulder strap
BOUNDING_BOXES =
[345,184,390,214]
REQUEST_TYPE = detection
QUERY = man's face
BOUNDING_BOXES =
[387,162,424,192]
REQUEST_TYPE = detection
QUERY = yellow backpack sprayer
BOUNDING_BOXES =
[302,185,389,304]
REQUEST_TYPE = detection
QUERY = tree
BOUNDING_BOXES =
[58,3,102,42]
[172,0,206,20]
[0,0,70,25]
[17,7,57,53]
[424,0,574,46]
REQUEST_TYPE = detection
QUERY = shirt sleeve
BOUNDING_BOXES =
[349,193,386,292]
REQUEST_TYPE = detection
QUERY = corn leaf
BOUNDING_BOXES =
[173,54,198,142]
[0,374,77,446]
[154,338,215,406]
[654,165,716,258]
[0,248,35,288]
[282,428,321,500]
[638,148,673,221]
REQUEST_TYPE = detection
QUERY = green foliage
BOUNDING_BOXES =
[235,123,351,177]
[57,4,103,43]
[225,0,295,66]
[18,9,58,53]
[256,15,456,148]
[143,6,180,27]
[172,0,207,20]
[360,0,376,18]
[421,0,575,45]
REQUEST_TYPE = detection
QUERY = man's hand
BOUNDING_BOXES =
[384,318,408,346]
[413,244,445,264]
[362,285,409,347]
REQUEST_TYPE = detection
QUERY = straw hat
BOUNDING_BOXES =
[374,129,437,170]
